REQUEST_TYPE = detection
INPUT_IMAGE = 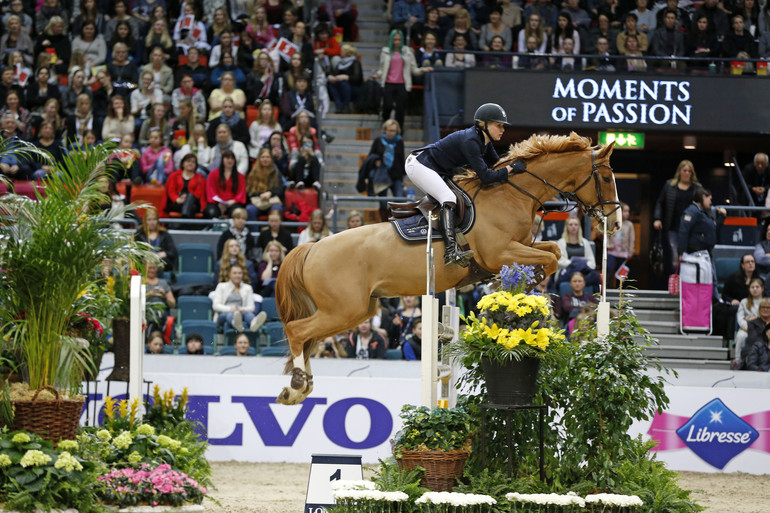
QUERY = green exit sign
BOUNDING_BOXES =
[598,132,645,149]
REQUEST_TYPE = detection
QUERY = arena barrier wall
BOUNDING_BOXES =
[86,355,770,472]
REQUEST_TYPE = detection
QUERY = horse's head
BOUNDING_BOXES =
[574,141,621,235]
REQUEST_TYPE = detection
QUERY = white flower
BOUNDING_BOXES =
[416,492,497,507]
[506,492,585,507]
[19,450,51,467]
[330,479,377,491]
[382,491,409,502]
[53,451,83,472]
[585,493,643,507]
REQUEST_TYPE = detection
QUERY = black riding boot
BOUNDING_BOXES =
[441,203,474,267]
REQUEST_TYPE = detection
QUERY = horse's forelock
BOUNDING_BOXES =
[503,132,594,162]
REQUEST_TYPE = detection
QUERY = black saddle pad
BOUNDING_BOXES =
[389,188,475,242]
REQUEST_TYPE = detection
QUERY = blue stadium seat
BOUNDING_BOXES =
[176,296,213,323]
[385,348,404,360]
[224,329,261,347]
[263,321,287,347]
[261,346,289,356]
[261,297,279,321]
[219,345,257,356]
[178,344,215,355]
[181,320,218,347]
[558,282,596,297]
[178,243,214,273]
[175,272,214,287]
[714,257,741,284]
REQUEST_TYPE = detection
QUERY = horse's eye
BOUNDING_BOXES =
[602,176,611,184]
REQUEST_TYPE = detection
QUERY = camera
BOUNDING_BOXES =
[302,141,312,150]
[325,342,333,351]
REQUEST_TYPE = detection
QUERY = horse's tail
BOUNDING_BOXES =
[275,243,315,373]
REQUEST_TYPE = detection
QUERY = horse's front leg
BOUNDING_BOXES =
[482,241,560,279]
[532,241,561,261]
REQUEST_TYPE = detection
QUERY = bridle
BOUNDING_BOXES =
[503,148,622,222]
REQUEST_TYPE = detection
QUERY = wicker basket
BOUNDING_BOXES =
[395,448,471,491]
[10,386,84,445]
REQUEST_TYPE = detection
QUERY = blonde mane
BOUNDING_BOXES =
[505,131,594,161]
[456,132,595,184]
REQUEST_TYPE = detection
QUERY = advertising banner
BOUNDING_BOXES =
[463,69,770,134]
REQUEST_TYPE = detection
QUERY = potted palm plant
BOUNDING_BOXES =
[0,140,157,442]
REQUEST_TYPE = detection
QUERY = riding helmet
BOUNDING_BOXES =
[473,103,511,126]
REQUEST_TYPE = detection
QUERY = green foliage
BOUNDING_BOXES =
[392,404,474,453]
[371,459,428,511]
[454,469,516,513]
[0,428,106,513]
[0,140,158,394]
[614,438,704,513]
[549,305,673,488]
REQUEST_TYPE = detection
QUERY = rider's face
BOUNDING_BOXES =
[487,121,505,141]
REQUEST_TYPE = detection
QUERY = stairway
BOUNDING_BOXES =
[320,0,427,219]
[606,289,730,370]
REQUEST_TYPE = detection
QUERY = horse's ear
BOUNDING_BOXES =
[598,140,615,159]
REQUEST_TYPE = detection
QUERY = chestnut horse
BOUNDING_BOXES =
[275,132,621,404]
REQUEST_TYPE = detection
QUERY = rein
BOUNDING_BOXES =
[504,148,621,221]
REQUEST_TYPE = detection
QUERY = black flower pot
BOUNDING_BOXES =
[481,356,540,406]
[106,318,131,382]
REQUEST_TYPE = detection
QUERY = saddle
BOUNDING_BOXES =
[387,179,468,230]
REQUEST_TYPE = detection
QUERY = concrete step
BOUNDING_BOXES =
[656,358,732,370]
[638,320,680,335]
[358,16,389,29]
[359,27,391,42]
[642,334,725,348]
[634,308,679,324]
[356,4,387,17]
[648,345,728,360]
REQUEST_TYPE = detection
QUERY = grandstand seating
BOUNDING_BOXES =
[176,296,213,323]
[261,346,289,357]
[219,345,257,356]
[261,297,279,321]
[263,321,287,347]
[175,272,215,287]
[178,244,215,273]
[181,320,218,347]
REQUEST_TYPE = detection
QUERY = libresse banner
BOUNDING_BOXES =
[630,387,770,473]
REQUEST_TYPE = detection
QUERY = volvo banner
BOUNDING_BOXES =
[463,69,770,134]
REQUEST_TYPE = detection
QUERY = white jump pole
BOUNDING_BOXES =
[421,220,438,408]
[128,274,145,413]
[441,290,460,408]
[597,216,610,336]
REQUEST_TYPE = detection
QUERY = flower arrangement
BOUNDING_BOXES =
[76,389,211,489]
[453,265,565,365]
[0,429,102,513]
[414,491,497,512]
[330,481,409,513]
[98,463,207,508]
[392,405,474,455]
[506,492,643,512]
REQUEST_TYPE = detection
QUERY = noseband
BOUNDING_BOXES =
[505,149,621,221]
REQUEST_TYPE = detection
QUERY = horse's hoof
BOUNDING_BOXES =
[276,387,293,405]
[290,367,308,390]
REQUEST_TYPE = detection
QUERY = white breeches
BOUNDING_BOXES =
[405,153,455,205]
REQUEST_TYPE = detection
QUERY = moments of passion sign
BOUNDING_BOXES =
[463,69,770,134]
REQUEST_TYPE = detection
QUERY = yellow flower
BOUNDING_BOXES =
[156,434,172,447]
[96,429,111,441]
[0,454,11,467]
[127,451,143,464]
[11,432,31,444]
[20,450,51,467]
[54,452,83,472]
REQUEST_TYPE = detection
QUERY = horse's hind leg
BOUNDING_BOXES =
[277,299,378,405]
